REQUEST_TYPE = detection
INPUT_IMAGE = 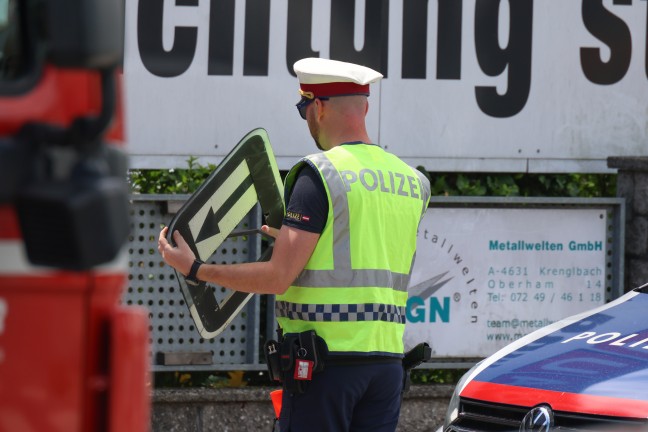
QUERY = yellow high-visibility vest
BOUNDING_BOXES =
[276,144,431,356]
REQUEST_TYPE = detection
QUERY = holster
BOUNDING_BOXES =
[264,339,282,383]
[402,342,432,392]
[264,330,328,394]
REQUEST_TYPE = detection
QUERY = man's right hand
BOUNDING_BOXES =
[261,225,279,239]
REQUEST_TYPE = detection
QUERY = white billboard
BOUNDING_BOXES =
[124,0,648,172]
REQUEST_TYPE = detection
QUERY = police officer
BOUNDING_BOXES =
[158,57,431,432]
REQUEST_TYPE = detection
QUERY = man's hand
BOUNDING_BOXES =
[158,227,196,276]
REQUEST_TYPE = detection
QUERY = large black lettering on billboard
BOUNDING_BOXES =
[243,0,270,76]
[139,0,389,79]
[286,0,319,71]
[474,0,533,118]
[138,0,270,77]
[402,0,463,80]
[137,0,198,78]
[580,0,632,85]
[208,0,235,76]
[285,0,389,77]
[329,0,389,77]
[135,0,647,118]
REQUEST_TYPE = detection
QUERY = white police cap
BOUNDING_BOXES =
[293,57,383,99]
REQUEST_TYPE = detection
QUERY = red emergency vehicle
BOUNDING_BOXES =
[0,1,150,430]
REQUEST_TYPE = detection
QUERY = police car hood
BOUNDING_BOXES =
[458,287,648,418]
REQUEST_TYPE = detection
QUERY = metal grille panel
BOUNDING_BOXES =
[125,195,269,371]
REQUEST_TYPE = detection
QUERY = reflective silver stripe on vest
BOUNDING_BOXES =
[292,153,411,291]
[310,152,351,270]
[276,301,406,324]
[414,168,431,217]
[293,269,410,292]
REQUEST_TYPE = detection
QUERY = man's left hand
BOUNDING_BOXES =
[158,227,196,276]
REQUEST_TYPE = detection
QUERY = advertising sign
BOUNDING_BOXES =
[403,200,621,358]
[125,0,648,173]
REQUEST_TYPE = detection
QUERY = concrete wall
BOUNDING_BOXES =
[608,157,648,290]
[151,385,454,432]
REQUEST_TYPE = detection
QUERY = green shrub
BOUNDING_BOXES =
[417,168,616,198]
[129,158,616,199]
[129,156,216,194]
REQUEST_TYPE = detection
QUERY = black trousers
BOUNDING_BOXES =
[279,362,403,432]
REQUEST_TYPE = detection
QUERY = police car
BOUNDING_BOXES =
[440,282,648,431]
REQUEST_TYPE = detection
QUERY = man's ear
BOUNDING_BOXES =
[315,98,326,120]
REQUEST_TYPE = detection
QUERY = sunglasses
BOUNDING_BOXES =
[296,96,329,120]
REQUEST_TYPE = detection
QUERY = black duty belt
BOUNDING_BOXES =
[264,330,431,394]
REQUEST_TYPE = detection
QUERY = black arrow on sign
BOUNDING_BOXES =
[195,175,255,244]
